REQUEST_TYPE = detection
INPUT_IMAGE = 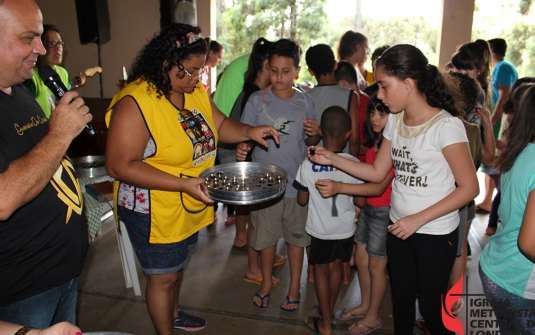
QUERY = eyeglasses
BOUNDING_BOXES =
[45,41,65,48]
[176,63,205,78]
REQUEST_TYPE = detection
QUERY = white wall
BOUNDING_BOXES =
[35,0,216,98]
[35,0,160,98]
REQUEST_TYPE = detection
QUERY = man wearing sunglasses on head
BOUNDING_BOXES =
[25,24,86,118]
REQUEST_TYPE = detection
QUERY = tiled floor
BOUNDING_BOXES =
[76,172,497,334]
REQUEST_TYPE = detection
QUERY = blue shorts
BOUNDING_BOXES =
[0,277,78,329]
[118,207,198,275]
[354,204,390,258]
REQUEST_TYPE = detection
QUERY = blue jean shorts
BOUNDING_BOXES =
[118,206,198,275]
[354,204,390,258]
[0,277,78,329]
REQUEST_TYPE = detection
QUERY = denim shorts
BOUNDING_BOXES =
[118,206,198,275]
[0,277,78,329]
[354,204,390,258]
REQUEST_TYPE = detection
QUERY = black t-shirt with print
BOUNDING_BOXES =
[0,84,89,306]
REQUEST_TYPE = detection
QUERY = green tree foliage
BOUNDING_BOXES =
[217,0,535,84]
[504,0,535,76]
[217,0,328,82]
[362,16,438,64]
[472,0,535,77]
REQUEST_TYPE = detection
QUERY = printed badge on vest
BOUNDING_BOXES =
[178,108,216,166]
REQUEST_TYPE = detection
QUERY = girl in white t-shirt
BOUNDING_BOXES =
[311,44,479,334]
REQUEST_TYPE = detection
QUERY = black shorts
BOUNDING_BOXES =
[309,235,354,264]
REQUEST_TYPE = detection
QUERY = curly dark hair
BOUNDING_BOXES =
[363,93,390,149]
[447,71,481,115]
[268,39,301,68]
[376,44,460,117]
[128,23,207,99]
[305,44,335,77]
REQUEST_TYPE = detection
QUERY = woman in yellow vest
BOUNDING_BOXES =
[105,24,279,335]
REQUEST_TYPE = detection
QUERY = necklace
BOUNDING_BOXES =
[261,85,286,127]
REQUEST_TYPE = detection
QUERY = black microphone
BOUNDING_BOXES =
[38,65,95,136]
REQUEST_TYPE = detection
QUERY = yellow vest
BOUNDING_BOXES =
[106,80,218,243]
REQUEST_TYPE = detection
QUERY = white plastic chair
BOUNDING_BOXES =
[116,220,141,296]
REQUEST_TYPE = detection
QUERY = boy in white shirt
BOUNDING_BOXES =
[294,106,362,334]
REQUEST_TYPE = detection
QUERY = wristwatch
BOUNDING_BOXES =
[15,326,35,335]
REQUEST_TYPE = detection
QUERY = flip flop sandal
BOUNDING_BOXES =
[280,295,300,312]
[304,316,326,335]
[475,205,490,213]
[334,308,365,321]
[348,322,383,335]
[316,305,337,326]
[243,275,280,287]
[253,292,270,308]
[273,254,287,267]
[231,244,247,251]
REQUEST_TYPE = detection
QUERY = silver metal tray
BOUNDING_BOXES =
[71,155,107,178]
[200,162,287,205]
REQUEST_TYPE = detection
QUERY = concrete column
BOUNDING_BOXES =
[436,0,476,69]
[196,0,217,93]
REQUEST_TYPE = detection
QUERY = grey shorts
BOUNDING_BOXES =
[250,197,309,250]
[354,204,390,258]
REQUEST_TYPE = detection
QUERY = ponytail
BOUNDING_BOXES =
[376,44,460,116]
[422,65,461,117]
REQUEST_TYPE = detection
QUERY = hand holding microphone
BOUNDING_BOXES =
[38,65,95,136]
